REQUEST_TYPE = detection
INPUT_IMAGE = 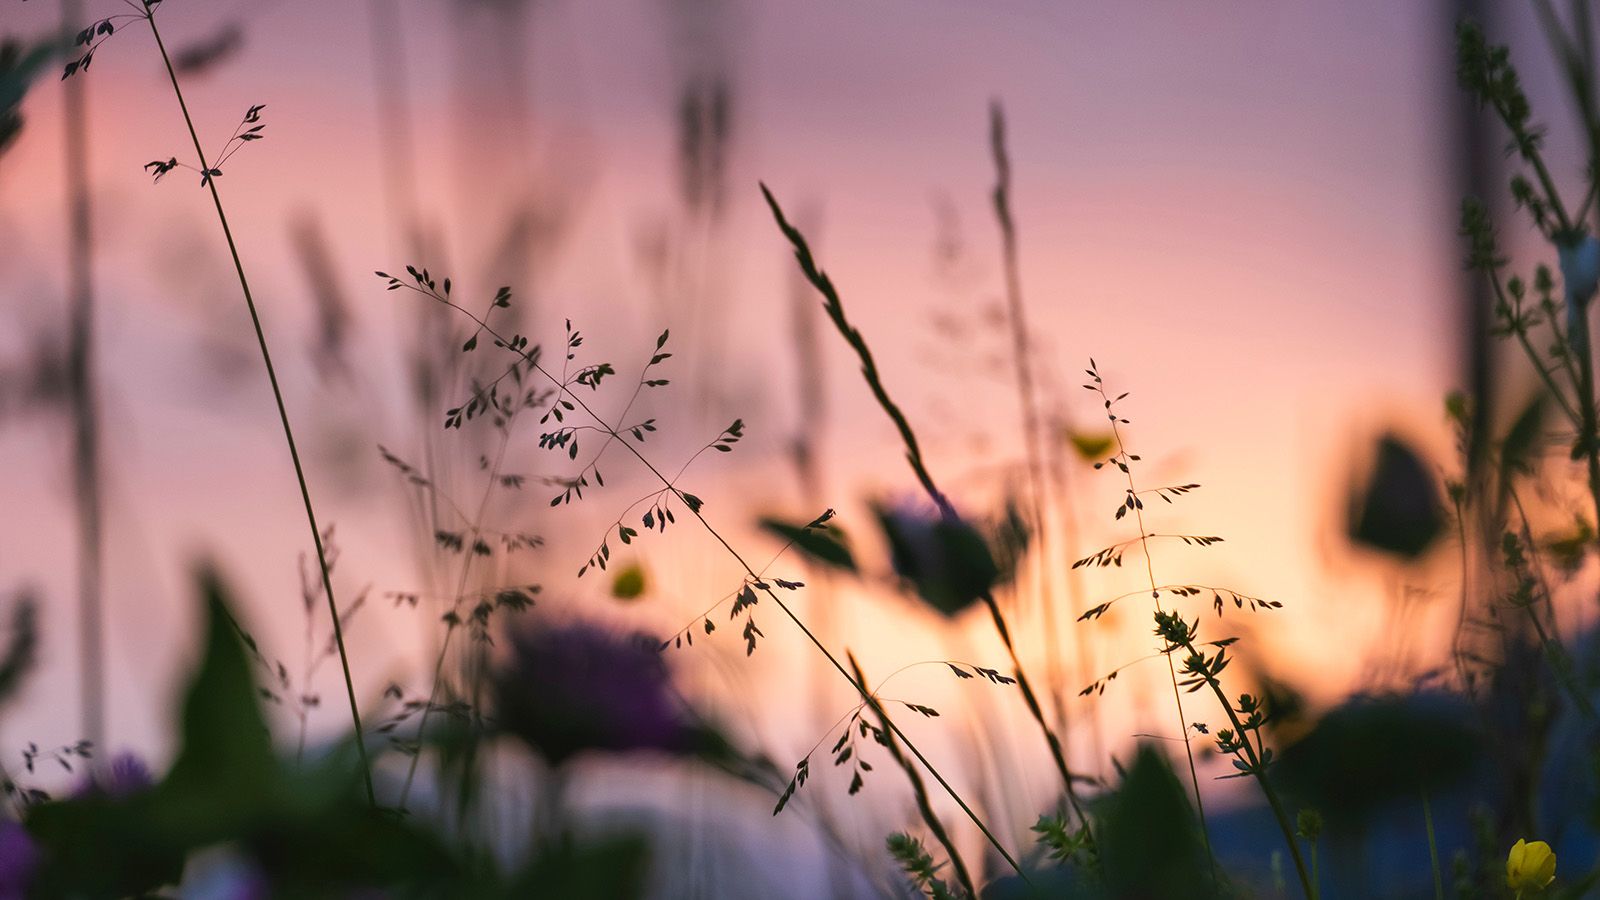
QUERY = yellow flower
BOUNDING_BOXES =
[1506,839,1556,893]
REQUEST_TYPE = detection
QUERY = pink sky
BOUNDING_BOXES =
[0,0,1555,884]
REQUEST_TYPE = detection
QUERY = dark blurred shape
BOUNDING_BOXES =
[1497,393,1547,485]
[610,563,648,601]
[289,212,353,383]
[0,820,38,899]
[676,74,732,221]
[171,22,244,76]
[1257,668,1312,746]
[495,621,691,766]
[26,569,467,897]
[874,502,998,618]
[1348,434,1445,559]
[0,328,68,422]
[0,592,36,709]
[505,834,650,899]
[0,39,52,160]
[982,494,1032,589]
[1274,693,1482,830]
[665,0,736,224]
[758,514,857,573]
[1541,514,1594,575]
[1096,744,1219,900]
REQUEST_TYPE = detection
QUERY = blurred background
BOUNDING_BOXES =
[0,0,1589,896]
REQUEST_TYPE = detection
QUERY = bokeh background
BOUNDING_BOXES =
[0,1,1585,895]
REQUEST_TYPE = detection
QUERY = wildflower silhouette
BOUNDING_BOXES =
[494,621,691,766]
[1506,839,1556,896]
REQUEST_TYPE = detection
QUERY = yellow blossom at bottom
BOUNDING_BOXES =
[1506,839,1556,893]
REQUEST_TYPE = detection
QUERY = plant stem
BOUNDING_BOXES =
[1093,381,1215,873]
[1309,840,1318,900]
[1423,788,1443,900]
[1484,271,1581,426]
[1570,312,1600,553]
[989,99,1074,755]
[1176,632,1312,898]
[762,183,1096,842]
[397,280,1027,879]
[1508,487,1600,723]
[144,8,373,804]
[850,653,977,900]
[397,424,516,810]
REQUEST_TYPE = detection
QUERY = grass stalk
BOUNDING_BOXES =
[1423,788,1442,900]
[396,424,518,810]
[988,99,1074,747]
[1507,489,1600,723]
[389,276,1028,879]
[849,652,977,899]
[761,184,1096,842]
[1167,625,1312,897]
[142,5,373,804]
[1090,380,1215,871]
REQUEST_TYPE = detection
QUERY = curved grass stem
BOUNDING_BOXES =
[762,183,1096,847]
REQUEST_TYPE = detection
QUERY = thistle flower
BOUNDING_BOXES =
[73,752,152,800]
[494,620,690,766]
[1506,839,1556,894]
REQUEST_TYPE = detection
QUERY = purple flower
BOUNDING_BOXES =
[0,820,38,900]
[495,620,688,766]
[73,751,153,799]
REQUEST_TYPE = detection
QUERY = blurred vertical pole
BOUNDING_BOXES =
[62,0,106,751]
[1451,0,1494,470]
[367,0,428,265]
[989,100,1074,757]
[366,0,448,597]
[664,0,737,422]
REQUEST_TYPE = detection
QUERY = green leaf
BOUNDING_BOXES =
[507,834,651,898]
[758,517,857,573]
[0,40,54,158]
[155,568,280,838]
[1095,745,1218,899]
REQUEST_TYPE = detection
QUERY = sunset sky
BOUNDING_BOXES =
[0,0,1576,880]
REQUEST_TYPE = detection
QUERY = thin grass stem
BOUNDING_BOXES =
[1424,788,1443,900]
[390,276,1028,879]
[143,5,373,804]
